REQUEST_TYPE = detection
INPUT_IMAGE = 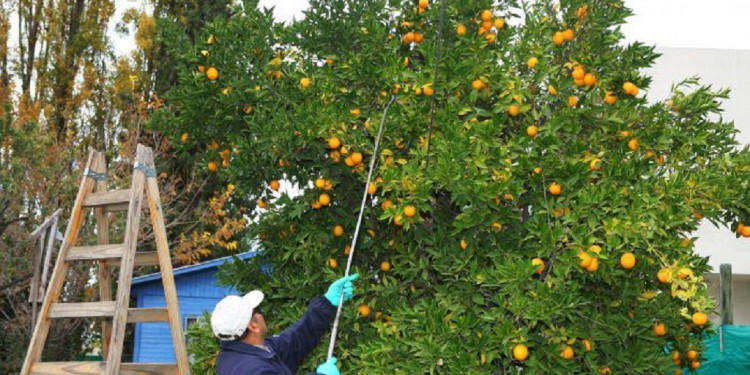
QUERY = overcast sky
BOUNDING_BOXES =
[106,0,750,56]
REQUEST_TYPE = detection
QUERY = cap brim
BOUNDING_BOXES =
[242,290,264,310]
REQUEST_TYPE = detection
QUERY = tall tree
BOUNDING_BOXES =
[170,0,750,374]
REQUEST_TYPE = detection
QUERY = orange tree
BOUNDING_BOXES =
[161,0,750,373]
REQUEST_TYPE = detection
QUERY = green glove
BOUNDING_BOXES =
[316,357,339,375]
[324,273,358,307]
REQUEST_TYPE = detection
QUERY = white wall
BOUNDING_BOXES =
[644,47,750,275]
[705,273,750,325]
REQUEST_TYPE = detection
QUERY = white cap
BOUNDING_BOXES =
[211,290,264,341]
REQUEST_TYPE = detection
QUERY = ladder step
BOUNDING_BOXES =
[82,189,131,208]
[65,244,124,262]
[49,302,116,319]
[30,362,178,375]
[49,303,168,322]
[105,252,160,267]
[127,308,169,323]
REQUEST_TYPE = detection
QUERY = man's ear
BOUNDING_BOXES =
[247,314,261,333]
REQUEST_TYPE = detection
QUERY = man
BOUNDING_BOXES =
[211,274,359,375]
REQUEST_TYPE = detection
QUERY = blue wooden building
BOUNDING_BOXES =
[131,250,259,363]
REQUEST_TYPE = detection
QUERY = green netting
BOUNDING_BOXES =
[697,325,750,375]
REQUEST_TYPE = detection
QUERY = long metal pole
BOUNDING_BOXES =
[327,95,396,360]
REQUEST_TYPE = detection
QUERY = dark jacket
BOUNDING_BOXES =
[216,297,336,375]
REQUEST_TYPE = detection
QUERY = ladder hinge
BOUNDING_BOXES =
[134,162,157,178]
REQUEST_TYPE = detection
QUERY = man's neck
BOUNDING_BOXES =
[242,334,265,347]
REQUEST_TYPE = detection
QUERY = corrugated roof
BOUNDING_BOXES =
[132,243,262,285]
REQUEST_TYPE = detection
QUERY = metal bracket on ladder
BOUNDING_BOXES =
[20,144,191,375]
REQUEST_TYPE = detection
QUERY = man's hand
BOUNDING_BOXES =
[324,273,358,307]
[316,357,340,375]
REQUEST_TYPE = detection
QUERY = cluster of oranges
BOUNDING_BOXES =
[552,28,575,46]
[311,177,334,209]
[571,65,597,87]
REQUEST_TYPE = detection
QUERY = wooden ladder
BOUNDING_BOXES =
[21,144,190,375]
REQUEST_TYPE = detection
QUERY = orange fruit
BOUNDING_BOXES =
[422,85,434,96]
[589,245,602,254]
[736,222,745,235]
[578,252,593,268]
[686,350,697,360]
[671,351,680,361]
[549,182,562,196]
[552,31,564,46]
[691,361,701,370]
[300,77,311,88]
[460,238,467,250]
[512,344,529,361]
[567,96,578,107]
[533,167,542,174]
[329,258,338,268]
[527,57,539,69]
[380,261,391,272]
[599,367,612,375]
[471,79,485,90]
[344,156,355,167]
[328,137,341,149]
[604,91,617,105]
[257,198,268,209]
[350,152,363,165]
[198,65,205,73]
[344,245,351,255]
[582,339,592,352]
[381,200,394,210]
[620,252,636,269]
[741,225,750,238]
[414,32,424,43]
[206,67,219,80]
[586,256,599,272]
[657,268,671,283]
[623,81,639,96]
[508,105,520,117]
[480,10,493,22]
[269,180,280,191]
[315,178,326,189]
[574,78,585,86]
[403,32,415,44]
[350,108,361,116]
[477,26,488,36]
[692,312,708,326]
[526,125,538,138]
[418,0,428,9]
[368,183,377,195]
[627,138,640,151]
[456,24,467,36]
[562,28,574,41]
[654,322,667,336]
[393,214,403,226]
[318,193,331,206]
[492,222,503,231]
[484,33,496,44]
[493,18,505,29]
[208,161,218,172]
[181,133,189,142]
[311,201,322,209]
[571,67,585,80]
[404,205,417,217]
[548,85,558,95]
[560,345,574,360]
[531,258,545,274]
[358,304,371,317]
[584,73,597,86]
[333,225,344,237]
